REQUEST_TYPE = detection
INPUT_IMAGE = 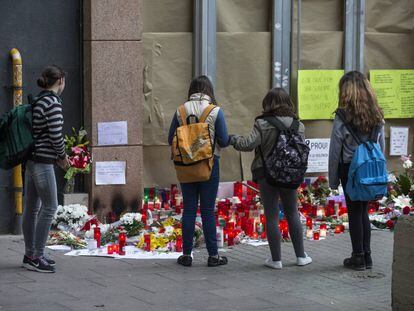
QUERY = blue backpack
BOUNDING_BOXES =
[337,111,388,201]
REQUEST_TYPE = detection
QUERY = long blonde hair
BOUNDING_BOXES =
[337,71,383,134]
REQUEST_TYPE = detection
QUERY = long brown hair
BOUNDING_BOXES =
[337,71,383,134]
[259,87,297,118]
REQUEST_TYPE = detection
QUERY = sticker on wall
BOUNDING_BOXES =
[97,121,128,146]
[390,126,409,156]
[305,138,330,173]
[95,161,126,185]
[298,70,344,120]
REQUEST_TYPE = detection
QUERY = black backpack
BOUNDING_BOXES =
[258,117,310,189]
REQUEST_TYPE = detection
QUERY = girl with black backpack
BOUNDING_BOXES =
[230,88,312,269]
[329,71,385,270]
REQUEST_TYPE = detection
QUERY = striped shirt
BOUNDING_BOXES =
[31,91,66,163]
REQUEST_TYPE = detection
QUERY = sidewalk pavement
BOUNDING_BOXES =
[0,231,393,311]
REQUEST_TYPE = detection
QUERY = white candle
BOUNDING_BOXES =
[320,228,327,238]
[306,229,313,240]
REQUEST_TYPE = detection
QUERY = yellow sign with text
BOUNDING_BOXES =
[370,70,414,119]
[298,70,344,120]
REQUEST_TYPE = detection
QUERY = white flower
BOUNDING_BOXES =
[120,213,142,225]
[403,160,413,169]
[164,226,174,236]
[393,195,412,209]
[388,173,397,183]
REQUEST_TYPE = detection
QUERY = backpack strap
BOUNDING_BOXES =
[178,105,187,126]
[336,109,363,145]
[199,104,217,123]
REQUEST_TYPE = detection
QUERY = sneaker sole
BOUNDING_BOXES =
[25,264,55,273]
[297,260,312,266]
[264,264,282,270]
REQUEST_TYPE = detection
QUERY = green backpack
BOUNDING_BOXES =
[0,92,52,169]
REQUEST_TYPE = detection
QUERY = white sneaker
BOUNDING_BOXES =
[296,252,312,266]
[264,258,283,269]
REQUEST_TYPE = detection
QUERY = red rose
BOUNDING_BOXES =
[403,206,411,215]
[386,220,394,229]
[383,207,392,214]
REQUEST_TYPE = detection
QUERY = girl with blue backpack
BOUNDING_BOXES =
[329,71,386,271]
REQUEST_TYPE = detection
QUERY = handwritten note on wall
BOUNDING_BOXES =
[390,127,409,156]
[298,70,344,120]
[370,70,414,119]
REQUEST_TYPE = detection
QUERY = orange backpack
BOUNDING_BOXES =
[172,104,216,183]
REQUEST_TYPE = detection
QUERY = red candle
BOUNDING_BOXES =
[320,223,327,230]
[114,244,119,254]
[227,221,235,231]
[107,244,114,255]
[227,230,235,246]
[260,231,267,239]
[175,235,183,252]
[252,232,259,239]
[306,217,313,229]
[94,227,101,248]
[282,229,289,239]
[144,234,151,251]
[334,225,344,234]
[234,182,243,199]
[118,232,126,256]
[175,205,181,215]
[260,214,266,224]
[141,213,147,226]
[313,231,320,241]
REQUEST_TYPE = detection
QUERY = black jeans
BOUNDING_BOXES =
[339,163,371,254]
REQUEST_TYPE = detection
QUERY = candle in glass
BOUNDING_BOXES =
[306,228,313,239]
[316,206,325,219]
[175,235,183,252]
[107,244,114,255]
[306,217,313,229]
[144,234,151,251]
[227,230,235,247]
[93,227,101,248]
[313,231,320,241]
[320,223,327,238]
[114,243,120,254]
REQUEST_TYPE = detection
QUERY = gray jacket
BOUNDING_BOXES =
[328,115,385,189]
[230,117,305,182]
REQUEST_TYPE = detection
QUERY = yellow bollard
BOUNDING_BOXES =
[10,48,23,233]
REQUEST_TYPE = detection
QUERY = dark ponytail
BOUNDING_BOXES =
[37,65,66,89]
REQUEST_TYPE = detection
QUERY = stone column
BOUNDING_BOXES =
[392,216,414,311]
[83,0,143,218]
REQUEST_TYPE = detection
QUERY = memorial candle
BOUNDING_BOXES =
[313,231,320,241]
[320,223,327,238]
[94,227,101,248]
[144,234,151,251]
[118,232,126,255]
[175,236,183,252]
[306,217,313,229]
[227,230,235,247]
[306,228,313,239]
[107,244,114,255]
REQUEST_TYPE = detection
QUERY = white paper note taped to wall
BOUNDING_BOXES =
[390,127,409,156]
[95,161,126,185]
[97,121,128,146]
[306,138,330,173]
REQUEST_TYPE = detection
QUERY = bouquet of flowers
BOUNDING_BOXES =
[310,176,332,205]
[52,204,90,232]
[47,231,87,249]
[64,128,92,193]
[119,213,145,237]
[387,155,414,206]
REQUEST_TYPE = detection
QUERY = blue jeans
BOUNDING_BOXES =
[180,158,219,256]
[22,161,58,258]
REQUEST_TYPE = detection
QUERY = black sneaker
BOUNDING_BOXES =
[22,255,55,268]
[343,253,365,271]
[177,255,192,267]
[365,251,373,269]
[207,255,228,267]
[26,257,55,273]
